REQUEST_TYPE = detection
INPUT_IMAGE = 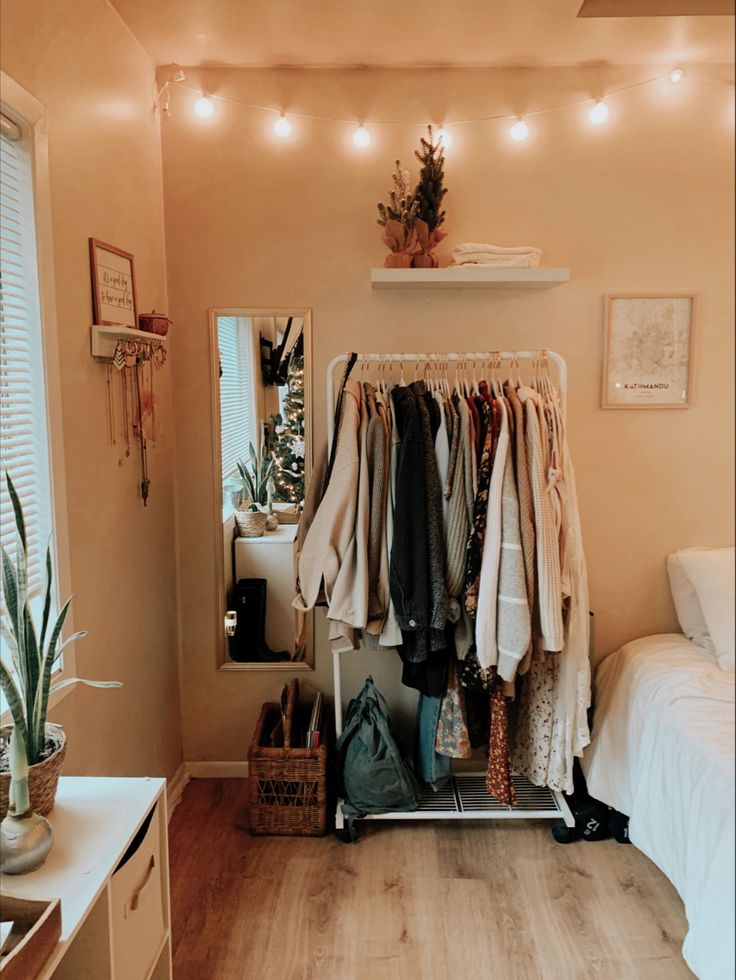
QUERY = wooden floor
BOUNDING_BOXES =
[168,779,693,980]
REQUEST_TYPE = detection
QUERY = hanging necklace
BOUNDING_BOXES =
[134,359,150,505]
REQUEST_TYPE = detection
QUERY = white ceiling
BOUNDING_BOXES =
[109,0,735,68]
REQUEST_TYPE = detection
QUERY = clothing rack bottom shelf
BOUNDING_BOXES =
[335,773,575,831]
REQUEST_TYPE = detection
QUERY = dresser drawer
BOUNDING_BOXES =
[110,803,165,979]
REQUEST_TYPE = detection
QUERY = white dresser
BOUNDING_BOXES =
[0,777,172,979]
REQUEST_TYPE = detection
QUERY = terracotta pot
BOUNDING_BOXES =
[0,724,66,819]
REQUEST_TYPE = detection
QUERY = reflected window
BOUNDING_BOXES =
[218,316,257,516]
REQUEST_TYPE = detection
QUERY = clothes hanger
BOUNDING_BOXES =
[452,357,460,397]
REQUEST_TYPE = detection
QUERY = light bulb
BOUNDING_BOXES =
[194,95,214,118]
[509,119,529,142]
[670,68,685,84]
[352,126,371,148]
[273,114,293,138]
[436,127,452,150]
[588,101,610,126]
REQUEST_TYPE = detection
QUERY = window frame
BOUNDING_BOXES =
[1,72,76,711]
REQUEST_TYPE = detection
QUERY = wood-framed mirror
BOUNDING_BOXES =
[209,308,313,671]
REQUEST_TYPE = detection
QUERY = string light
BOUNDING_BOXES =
[182,72,731,139]
[509,118,529,142]
[273,114,293,138]
[352,125,371,148]
[588,101,610,126]
[436,127,453,150]
[194,94,214,118]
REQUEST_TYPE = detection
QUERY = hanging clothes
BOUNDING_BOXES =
[475,398,510,670]
[301,352,590,800]
[294,378,361,613]
[364,382,389,636]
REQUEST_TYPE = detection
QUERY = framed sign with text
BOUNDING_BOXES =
[602,295,694,409]
[89,238,138,328]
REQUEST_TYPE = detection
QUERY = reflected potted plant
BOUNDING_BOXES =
[0,474,122,818]
[234,437,274,538]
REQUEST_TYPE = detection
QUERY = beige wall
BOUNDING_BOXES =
[162,65,734,763]
[1,0,183,778]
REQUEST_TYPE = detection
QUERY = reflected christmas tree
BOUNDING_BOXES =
[268,337,305,503]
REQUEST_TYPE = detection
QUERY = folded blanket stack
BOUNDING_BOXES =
[451,243,542,268]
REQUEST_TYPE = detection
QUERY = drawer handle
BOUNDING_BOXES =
[128,856,156,914]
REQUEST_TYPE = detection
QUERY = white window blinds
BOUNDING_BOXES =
[218,316,256,480]
[0,115,54,598]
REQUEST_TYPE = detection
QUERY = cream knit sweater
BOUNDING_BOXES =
[518,386,564,652]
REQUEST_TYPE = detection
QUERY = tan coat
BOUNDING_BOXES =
[293,379,362,616]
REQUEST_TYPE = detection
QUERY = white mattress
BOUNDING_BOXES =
[583,634,735,980]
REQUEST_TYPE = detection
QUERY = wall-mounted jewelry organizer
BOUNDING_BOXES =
[326,349,575,838]
[90,325,168,506]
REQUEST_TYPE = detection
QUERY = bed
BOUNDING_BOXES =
[583,633,735,980]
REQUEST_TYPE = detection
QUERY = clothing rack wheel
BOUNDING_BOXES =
[326,350,576,840]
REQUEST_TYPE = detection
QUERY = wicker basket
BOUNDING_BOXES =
[248,679,329,836]
[235,509,267,538]
[0,724,66,819]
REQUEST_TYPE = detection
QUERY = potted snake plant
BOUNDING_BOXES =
[0,474,122,817]
[234,436,274,538]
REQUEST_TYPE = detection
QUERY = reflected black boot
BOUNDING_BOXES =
[231,578,290,663]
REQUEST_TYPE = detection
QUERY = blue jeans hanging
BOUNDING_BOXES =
[415,693,451,791]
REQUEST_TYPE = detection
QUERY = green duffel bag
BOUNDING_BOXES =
[335,677,419,838]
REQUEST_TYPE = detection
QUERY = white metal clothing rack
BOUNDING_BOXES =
[326,349,575,834]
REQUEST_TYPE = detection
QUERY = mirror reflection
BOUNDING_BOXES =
[214,310,312,668]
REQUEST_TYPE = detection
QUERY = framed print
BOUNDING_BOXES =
[602,294,694,409]
[89,238,138,328]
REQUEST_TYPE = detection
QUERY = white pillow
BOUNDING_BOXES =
[677,547,735,659]
[666,550,716,653]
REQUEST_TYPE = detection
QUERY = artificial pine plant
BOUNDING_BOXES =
[413,125,447,232]
[268,341,305,503]
[376,160,419,232]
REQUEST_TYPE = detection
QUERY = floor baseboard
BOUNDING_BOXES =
[166,762,190,821]
[186,761,250,779]
[166,762,249,819]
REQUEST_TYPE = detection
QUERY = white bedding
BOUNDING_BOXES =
[583,634,735,980]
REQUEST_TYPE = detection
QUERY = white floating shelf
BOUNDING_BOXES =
[91,324,168,359]
[371,267,570,290]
